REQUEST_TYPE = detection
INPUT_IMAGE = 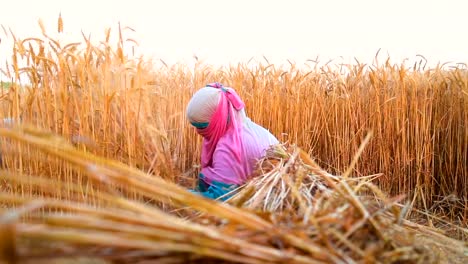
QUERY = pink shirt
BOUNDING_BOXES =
[201,120,279,185]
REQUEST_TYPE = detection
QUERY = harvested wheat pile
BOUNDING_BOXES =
[0,127,466,264]
[227,143,468,263]
[228,144,336,213]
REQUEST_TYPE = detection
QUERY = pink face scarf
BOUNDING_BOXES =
[196,83,245,168]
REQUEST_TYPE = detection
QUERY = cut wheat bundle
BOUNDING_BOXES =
[226,143,467,263]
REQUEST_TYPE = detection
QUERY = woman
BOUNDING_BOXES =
[187,83,279,200]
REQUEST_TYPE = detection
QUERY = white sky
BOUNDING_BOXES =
[1,0,468,68]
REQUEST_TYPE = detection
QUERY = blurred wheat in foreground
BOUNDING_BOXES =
[0,20,467,263]
[0,126,466,264]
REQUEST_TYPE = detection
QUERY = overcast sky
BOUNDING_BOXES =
[1,0,467,68]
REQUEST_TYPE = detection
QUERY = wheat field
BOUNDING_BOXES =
[0,20,467,263]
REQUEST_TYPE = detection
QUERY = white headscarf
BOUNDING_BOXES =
[186,86,251,130]
[186,87,221,125]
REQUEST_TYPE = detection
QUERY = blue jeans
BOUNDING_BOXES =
[190,174,238,201]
